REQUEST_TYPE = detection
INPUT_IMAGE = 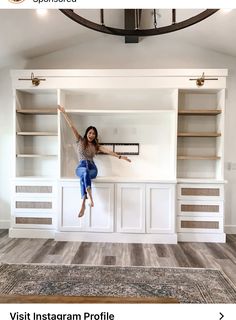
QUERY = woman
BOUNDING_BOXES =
[58,106,131,218]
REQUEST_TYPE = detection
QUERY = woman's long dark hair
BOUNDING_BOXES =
[82,126,99,151]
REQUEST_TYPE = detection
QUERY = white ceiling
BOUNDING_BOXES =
[0,9,236,68]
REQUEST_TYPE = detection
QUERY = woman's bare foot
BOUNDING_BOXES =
[78,196,86,218]
[88,198,94,207]
[86,187,94,207]
[78,206,85,217]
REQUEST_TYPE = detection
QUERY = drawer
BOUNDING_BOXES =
[177,200,223,217]
[14,180,57,198]
[12,213,55,230]
[177,216,223,233]
[177,184,224,200]
[13,196,56,214]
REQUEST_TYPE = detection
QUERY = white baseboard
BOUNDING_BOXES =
[9,228,55,239]
[224,225,236,234]
[6,228,235,242]
[0,220,10,229]
[55,232,178,244]
[178,232,226,243]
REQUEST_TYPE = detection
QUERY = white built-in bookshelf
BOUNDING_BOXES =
[10,69,227,243]
[15,89,58,178]
[177,89,225,180]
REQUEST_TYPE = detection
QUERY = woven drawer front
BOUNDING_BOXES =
[181,204,219,212]
[177,216,223,233]
[16,185,53,193]
[181,188,219,197]
[177,184,224,200]
[181,220,219,229]
[15,217,52,225]
[16,201,52,209]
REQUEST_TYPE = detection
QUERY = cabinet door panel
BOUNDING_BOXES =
[146,184,175,233]
[61,185,85,230]
[86,183,114,232]
[116,184,145,233]
[60,182,114,232]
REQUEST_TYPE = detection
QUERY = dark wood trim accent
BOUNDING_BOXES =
[16,109,57,115]
[125,9,139,43]
[172,9,176,24]
[178,109,221,115]
[178,132,221,137]
[59,9,219,37]
[178,155,221,160]
[0,295,178,304]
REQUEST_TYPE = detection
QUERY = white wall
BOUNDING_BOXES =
[0,69,12,228]
[0,61,27,228]
[1,36,236,232]
[25,35,235,69]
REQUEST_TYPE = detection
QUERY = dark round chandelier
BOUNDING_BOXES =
[60,9,219,38]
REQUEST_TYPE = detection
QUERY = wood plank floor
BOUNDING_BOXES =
[0,230,236,286]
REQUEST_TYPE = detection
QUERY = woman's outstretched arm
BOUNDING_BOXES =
[58,105,81,141]
[98,145,131,163]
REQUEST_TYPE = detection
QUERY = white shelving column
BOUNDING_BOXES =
[10,88,58,238]
[177,88,226,242]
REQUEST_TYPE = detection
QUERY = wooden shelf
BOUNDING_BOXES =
[16,154,57,158]
[178,109,221,115]
[16,132,58,136]
[16,109,57,115]
[178,155,221,160]
[178,132,221,137]
[66,109,174,114]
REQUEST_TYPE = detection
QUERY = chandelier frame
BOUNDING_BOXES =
[60,9,219,37]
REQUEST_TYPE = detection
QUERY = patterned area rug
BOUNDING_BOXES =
[0,263,236,303]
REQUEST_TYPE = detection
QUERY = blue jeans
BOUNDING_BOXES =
[75,160,98,198]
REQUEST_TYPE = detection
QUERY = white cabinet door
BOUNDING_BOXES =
[146,184,175,234]
[60,183,85,230]
[85,182,114,232]
[116,183,145,233]
[60,182,114,232]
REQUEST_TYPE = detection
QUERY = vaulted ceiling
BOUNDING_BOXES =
[0,9,236,68]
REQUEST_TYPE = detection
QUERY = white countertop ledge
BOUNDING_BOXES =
[60,177,177,183]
